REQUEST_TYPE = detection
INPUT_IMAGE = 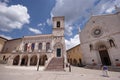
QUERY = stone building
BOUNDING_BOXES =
[0,37,7,52]
[67,44,82,66]
[80,7,120,66]
[0,16,66,70]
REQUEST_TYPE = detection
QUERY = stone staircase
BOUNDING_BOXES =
[45,57,64,71]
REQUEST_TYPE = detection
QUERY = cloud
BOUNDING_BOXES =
[65,34,80,50]
[0,34,12,40]
[50,0,120,36]
[37,22,46,27]
[29,27,42,34]
[0,3,30,32]
[65,24,73,36]
[46,18,52,26]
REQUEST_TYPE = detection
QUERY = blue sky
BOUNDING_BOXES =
[0,0,120,49]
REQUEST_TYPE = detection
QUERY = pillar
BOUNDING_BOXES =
[18,55,22,66]
[43,42,46,52]
[27,56,30,66]
[35,42,38,52]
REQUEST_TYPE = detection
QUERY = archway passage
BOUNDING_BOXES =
[99,50,111,66]
[39,55,47,66]
[21,55,28,66]
[13,55,20,65]
[30,55,37,66]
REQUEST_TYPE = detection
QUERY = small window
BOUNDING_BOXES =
[89,44,93,51]
[109,39,115,47]
[24,43,28,51]
[31,43,35,52]
[46,42,50,52]
[57,21,60,27]
[38,43,42,50]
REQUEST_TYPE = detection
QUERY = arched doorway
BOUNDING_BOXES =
[54,42,63,57]
[98,45,111,66]
[30,55,37,66]
[21,55,28,66]
[13,55,20,65]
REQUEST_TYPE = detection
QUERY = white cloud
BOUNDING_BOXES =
[29,27,42,34]
[37,23,42,27]
[37,22,46,27]
[0,34,12,40]
[46,18,52,26]
[65,34,80,50]
[0,3,30,32]
[65,24,73,36]
[51,0,120,36]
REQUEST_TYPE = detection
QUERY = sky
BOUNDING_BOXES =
[0,0,120,50]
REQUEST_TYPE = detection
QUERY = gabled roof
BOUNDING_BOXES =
[81,12,120,33]
[0,36,8,41]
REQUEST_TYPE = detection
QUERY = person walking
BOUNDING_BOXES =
[102,65,109,77]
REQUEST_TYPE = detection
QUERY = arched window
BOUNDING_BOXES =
[31,43,35,52]
[24,43,28,51]
[57,21,60,27]
[38,43,42,50]
[89,44,93,51]
[109,39,115,47]
[46,42,50,52]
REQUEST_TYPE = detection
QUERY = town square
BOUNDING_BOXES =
[0,0,120,80]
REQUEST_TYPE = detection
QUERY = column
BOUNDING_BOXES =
[18,55,22,66]
[27,56,30,66]
[35,42,38,52]
[19,42,24,52]
[27,43,31,52]
[43,42,46,52]
[37,55,40,66]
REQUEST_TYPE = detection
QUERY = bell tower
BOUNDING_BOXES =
[52,16,64,37]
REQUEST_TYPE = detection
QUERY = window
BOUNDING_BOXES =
[38,43,42,50]
[31,43,35,52]
[109,39,115,47]
[89,44,93,51]
[46,42,50,51]
[57,21,60,27]
[24,43,28,51]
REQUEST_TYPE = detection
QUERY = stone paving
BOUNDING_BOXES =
[0,64,120,80]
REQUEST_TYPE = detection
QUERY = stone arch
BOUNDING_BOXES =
[21,55,28,66]
[94,41,111,66]
[13,55,20,65]
[94,41,109,50]
[30,55,38,66]
[39,55,48,66]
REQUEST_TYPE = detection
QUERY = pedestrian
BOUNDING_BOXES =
[102,65,109,77]
[68,63,71,72]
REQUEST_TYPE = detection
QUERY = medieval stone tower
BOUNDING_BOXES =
[52,16,66,58]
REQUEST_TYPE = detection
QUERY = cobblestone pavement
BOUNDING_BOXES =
[0,64,120,80]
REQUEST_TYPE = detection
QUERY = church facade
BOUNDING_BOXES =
[0,16,66,69]
[80,10,120,66]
